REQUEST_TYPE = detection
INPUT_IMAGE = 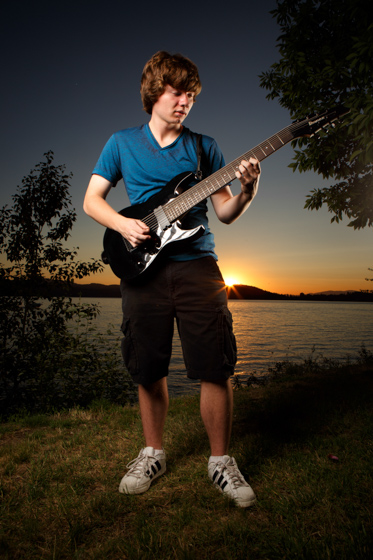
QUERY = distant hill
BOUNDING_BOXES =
[299,290,372,302]
[71,283,121,297]
[69,283,372,301]
[69,282,285,299]
[226,284,286,300]
[2,279,371,301]
[309,290,358,296]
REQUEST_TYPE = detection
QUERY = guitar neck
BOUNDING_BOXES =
[163,123,297,223]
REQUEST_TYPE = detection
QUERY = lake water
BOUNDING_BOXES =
[78,298,373,397]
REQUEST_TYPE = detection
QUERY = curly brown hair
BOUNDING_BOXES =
[140,51,202,115]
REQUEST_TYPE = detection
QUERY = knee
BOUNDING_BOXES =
[140,377,168,398]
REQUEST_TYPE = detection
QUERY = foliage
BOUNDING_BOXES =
[232,344,373,390]
[0,150,102,285]
[357,343,373,366]
[0,303,136,417]
[260,0,373,229]
[364,267,373,293]
[0,152,134,416]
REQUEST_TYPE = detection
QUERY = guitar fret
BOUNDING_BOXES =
[162,113,327,223]
[245,151,259,161]
[203,178,217,194]
[259,143,275,156]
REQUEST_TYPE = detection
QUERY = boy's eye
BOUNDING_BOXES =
[172,90,194,100]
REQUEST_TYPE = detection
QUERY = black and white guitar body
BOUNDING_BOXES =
[102,106,349,281]
[102,171,205,281]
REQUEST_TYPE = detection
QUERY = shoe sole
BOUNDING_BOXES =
[212,481,257,508]
[235,495,257,508]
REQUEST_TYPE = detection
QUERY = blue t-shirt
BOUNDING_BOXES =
[92,124,226,261]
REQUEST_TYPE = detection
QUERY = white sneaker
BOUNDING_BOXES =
[119,447,166,495]
[208,456,256,508]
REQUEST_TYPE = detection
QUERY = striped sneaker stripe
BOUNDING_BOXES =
[213,470,228,490]
[146,460,162,479]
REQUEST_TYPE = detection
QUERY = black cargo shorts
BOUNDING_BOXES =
[120,257,237,385]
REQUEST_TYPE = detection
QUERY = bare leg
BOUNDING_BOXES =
[200,379,233,456]
[138,377,169,449]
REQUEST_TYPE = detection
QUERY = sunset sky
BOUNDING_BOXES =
[2,0,371,295]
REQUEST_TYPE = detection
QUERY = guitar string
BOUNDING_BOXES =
[163,128,294,219]
[137,115,332,232]
[164,113,330,219]
[140,126,297,230]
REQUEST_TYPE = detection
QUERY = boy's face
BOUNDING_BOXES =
[151,84,195,125]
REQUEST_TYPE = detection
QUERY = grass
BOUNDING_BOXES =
[0,359,373,559]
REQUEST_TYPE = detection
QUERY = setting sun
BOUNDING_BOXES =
[224,276,240,287]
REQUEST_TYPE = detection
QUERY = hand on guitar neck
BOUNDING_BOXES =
[235,158,261,197]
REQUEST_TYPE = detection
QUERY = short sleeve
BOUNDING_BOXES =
[92,135,122,186]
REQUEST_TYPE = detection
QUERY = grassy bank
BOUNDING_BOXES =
[1,361,373,559]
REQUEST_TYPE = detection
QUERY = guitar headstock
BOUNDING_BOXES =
[292,106,350,139]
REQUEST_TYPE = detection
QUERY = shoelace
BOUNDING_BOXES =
[217,460,247,488]
[126,451,153,478]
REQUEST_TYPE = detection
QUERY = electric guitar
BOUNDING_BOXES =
[102,106,349,281]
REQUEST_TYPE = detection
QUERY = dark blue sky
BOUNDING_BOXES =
[1,0,371,293]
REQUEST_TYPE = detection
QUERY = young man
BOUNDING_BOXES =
[83,51,260,508]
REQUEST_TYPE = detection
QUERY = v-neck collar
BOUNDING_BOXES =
[145,123,186,150]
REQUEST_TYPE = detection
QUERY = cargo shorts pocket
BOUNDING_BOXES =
[217,306,237,371]
[120,318,139,376]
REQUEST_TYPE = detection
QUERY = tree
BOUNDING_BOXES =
[1,150,102,286]
[364,267,373,294]
[0,152,134,416]
[259,0,373,229]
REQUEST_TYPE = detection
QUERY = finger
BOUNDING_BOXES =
[129,224,151,246]
[129,233,149,248]
[235,160,259,181]
[239,163,248,178]
[136,229,151,242]
[249,158,260,172]
[135,220,150,233]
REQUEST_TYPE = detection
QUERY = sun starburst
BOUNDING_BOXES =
[225,276,239,287]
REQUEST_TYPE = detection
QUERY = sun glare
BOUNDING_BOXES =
[225,276,239,287]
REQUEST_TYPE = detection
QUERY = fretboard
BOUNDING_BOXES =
[163,122,298,223]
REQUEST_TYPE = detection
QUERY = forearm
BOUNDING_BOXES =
[83,185,151,247]
[212,158,260,224]
[215,190,255,224]
[83,193,123,231]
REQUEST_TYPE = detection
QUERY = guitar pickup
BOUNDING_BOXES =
[153,206,171,230]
